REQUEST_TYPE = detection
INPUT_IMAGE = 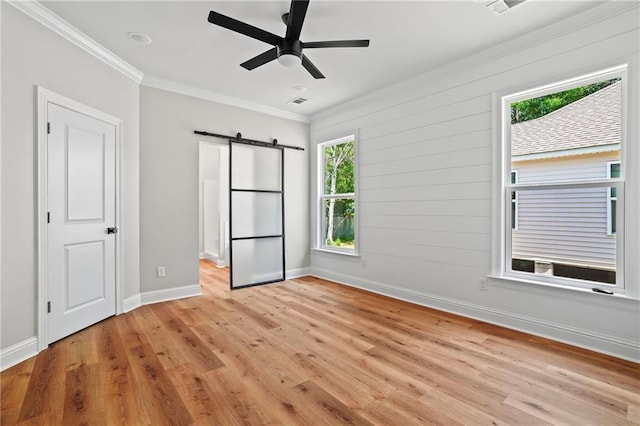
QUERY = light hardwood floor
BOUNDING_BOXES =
[2,259,639,425]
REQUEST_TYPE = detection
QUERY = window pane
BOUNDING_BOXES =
[610,163,620,198]
[322,198,355,249]
[610,162,620,178]
[324,141,355,195]
[231,144,281,191]
[611,200,617,234]
[511,186,616,285]
[231,191,281,238]
[511,79,621,184]
[231,237,283,288]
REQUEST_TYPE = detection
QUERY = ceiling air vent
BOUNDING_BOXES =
[287,97,308,105]
[487,0,526,15]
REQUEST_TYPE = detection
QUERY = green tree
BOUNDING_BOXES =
[324,141,354,245]
[511,78,619,124]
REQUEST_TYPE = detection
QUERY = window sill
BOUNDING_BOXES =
[486,274,638,301]
[311,247,360,257]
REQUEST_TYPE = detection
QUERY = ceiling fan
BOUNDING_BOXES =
[207,0,370,79]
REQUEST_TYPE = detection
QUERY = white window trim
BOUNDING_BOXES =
[317,134,358,255]
[607,160,620,236]
[492,65,628,294]
[511,170,518,230]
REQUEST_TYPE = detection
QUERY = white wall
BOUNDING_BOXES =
[310,3,640,361]
[139,85,309,293]
[1,4,140,350]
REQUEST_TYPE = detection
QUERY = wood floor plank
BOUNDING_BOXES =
[96,318,150,425]
[1,259,638,425]
[62,363,105,424]
[150,303,225,372]
[0,357,35,425]
[166,363,241,426]
[114,311,150,349]
[293,380,374,426]
[126,344,194,425]
[16,343,67,424]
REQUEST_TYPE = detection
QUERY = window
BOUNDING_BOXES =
[499,66,626,291]
[318,136,356,253]
[511,170,518,230]
[607,161,620,235]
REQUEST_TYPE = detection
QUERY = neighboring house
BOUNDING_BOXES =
[511,81,621,282]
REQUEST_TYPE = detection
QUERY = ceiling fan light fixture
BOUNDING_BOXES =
[277,39,303,68]
[277,52,302,68]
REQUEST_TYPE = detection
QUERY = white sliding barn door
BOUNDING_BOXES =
[47,103,117,343]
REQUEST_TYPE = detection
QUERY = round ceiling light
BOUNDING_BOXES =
[277,53,301,68]
[127,32,152,45]
[291,85,307,93]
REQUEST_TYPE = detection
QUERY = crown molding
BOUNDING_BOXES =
[7,0,144,83]
[142,75,311,124]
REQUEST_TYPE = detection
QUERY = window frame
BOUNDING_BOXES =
[495,65,627,293]
[317,135,358,255]
[511,170,518,230]
[607,160,620,236]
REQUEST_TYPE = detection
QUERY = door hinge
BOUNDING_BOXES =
[47,212,50,223]
[47,122,50,134]
[47,301,51,313]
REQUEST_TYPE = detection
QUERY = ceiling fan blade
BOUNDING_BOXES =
[285,0,310,40]
[240,48,278,70]
[302,40,370,49]
[302,55,325,79]
[208,11,282,46]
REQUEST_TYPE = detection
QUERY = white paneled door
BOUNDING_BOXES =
[47,103,116,343]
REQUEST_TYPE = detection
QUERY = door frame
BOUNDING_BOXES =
[36,87,124,351]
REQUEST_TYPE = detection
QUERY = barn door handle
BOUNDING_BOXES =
[107,227,118,234]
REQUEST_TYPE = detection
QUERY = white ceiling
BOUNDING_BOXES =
[41,0,603,119]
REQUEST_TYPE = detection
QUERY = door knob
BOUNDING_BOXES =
[107,227,118,234]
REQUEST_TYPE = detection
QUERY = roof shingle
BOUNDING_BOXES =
[511,81,621,157]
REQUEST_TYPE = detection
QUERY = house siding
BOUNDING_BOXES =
[513,153,619,269]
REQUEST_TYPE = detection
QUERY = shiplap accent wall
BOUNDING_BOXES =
[513,153,618,270]
[310,4,639,361]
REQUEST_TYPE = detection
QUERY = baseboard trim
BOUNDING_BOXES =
[123,294,142,313]
[139,284,202,306]
[201,252,219,263]
[287,267,311,279]
[0,337,38,371]
[310,268,640,363]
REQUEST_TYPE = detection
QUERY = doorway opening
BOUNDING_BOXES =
[198,140,229,288]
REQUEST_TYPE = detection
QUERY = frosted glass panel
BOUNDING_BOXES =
[231,192,282,238]
[232,238,283,288]
[231,144,281,191]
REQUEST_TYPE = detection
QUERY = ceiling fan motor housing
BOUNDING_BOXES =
[278,39,303,60]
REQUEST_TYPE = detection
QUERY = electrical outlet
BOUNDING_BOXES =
[480,278,489,291]
[157,266,166,277]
